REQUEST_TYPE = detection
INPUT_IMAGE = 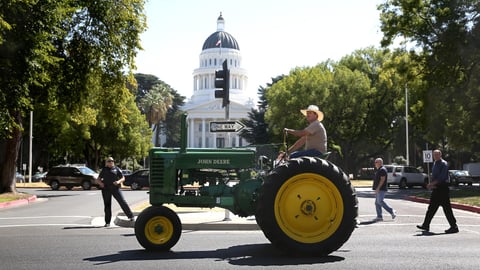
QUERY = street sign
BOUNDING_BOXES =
[423,150,433,163]
[209,121,245,133]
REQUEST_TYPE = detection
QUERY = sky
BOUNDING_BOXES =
[134,0,385,100]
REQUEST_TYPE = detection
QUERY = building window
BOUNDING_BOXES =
[198,122,202,132]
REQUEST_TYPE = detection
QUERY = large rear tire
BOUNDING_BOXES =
[135,206,182,251]
[255,157,357,256]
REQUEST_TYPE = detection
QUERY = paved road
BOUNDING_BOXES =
[0,187,479,269]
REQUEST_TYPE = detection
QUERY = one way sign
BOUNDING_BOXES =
[210,121,245,133]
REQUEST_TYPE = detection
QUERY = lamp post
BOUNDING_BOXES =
[405,83,409,166]
[403,35,409,166]
[28,111,33,183]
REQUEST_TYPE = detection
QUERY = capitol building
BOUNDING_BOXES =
[181,13,254,148]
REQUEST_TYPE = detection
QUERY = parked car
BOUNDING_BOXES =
[124,169,149,190]
[449,170,473,186]
[121,169,132,176]
[15,172,25,183]
[32,171,47,182]
[356,167,376,180]
[44,165,99,190]
[384,165,428,189]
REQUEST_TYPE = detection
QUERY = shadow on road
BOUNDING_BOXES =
[84,243,346,266]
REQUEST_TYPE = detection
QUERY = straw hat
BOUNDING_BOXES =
[300,105,324,121]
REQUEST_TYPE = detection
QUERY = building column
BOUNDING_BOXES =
[189,117,194,147]
[201,118,206,148]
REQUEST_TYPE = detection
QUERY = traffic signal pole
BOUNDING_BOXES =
[225,103,229,120]
[214,59,230,119]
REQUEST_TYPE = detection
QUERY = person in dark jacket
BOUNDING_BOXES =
[372,158,396,222]
[417,150,458,233]
[96,157,134,227]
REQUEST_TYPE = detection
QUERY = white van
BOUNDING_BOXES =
[384,165,428,189]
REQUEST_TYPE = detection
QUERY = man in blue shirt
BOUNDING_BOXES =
[417,150,458,233]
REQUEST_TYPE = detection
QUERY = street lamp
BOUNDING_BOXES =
[403,35,409,166]
[405,83,409,166]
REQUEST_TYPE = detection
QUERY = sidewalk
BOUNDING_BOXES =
[114,204,260,230]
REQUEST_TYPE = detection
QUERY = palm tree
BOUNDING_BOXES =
[139,83,173,146]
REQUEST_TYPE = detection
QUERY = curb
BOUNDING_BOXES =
[406,196,480,214]
[114,211,260,231]
[0,195,37,209]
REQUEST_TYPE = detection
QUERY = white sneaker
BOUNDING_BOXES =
[373,217,383,222]
[391,210,397,220]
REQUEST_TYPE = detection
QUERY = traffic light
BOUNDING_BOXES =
[214,60,230,108]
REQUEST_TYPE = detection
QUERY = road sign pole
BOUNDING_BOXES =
[424,143,431,183]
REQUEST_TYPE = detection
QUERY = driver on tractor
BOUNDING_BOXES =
[279,105,327,161]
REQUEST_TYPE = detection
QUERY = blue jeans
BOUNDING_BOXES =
[290,149,323,159]
[375,190,394,218]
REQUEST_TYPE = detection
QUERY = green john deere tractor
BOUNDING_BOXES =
[134,113,358,256]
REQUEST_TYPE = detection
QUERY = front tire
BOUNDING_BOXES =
[130,181,142,190]
[82,180,92,190]
[50,180,60,190]
[135,206,182,251]
[255,157,358,256]
[399,178,407,189]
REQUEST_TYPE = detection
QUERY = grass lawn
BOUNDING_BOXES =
[415,188,480,207]
[0,192,33,203]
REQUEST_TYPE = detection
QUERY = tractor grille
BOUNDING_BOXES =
[150,156,165,189]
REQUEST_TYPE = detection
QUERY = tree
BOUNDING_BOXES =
[133,73,186,147]
[379,0,480,160]
[239,75,284,145]
[265,48,417,174]
[138,83,173,147]
[162,89,186,147]
[0,0,146,193]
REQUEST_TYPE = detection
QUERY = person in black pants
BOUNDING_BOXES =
[417,149,458,234]
[96,157,134,227]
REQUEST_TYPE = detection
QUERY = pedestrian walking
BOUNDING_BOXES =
[417,149,458,233]
[96,157,134,227]
[372,158,396,222]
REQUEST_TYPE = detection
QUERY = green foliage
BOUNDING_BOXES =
[134,73,185,147]
[265,48,419,173]
[0,0,147,192]
[265,63,333,139]
[379,0,480,160]
[239,76,284,145]
[162,89,186,147]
